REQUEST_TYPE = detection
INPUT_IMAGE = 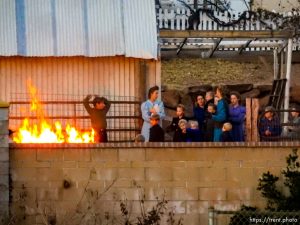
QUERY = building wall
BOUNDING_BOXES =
[9,143,298,225]
[0,105,9,219]
[0,56,160,102]
[0,56,160,138]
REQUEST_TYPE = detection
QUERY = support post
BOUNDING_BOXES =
[273,48,279,79]
[208,207,216,225]
[280,49,285,79]
[251,98,259,142]
[283,38,293,123]
[246,98,252,142]
[0,101,9,218]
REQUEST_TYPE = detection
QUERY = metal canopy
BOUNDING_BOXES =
[159,30,295,57]
[159,29,295,121]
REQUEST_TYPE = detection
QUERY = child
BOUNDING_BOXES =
[177,119,188,142]
[186,120,201,142]
[83,94,111,143]
[149,114,164,142]
[166,104,188,142]
[221,122,233,142]
[204,103,216,142]
[134,134,145,143]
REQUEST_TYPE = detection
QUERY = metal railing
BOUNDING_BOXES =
[258,109,300,142]
[9,99,142,142]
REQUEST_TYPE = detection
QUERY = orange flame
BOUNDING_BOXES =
[13,85,95,143]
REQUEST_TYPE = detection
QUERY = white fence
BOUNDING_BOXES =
[157,8,300,51]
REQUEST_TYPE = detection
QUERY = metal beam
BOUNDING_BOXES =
[209,38,223,58]
[239,39,256,55]
[160,30,294,39]
[283,38,293,123]
[176,38,188,55]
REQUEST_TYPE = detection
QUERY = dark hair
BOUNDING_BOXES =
[214,85,228,97]
[208,103,216,110]
[177,104,185,112]
[93,96,105,106]
[230,91,241,104]
[148,86,159,99]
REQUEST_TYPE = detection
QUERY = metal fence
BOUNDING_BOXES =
[258,109,300,142]
[9,95,142,142]
[208,208,300,225]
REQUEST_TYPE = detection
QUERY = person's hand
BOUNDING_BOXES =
[149,108,156,114]
[265,130,271,136]
[86,94,92,99]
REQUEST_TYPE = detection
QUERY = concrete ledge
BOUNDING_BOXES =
[9,141,300,149]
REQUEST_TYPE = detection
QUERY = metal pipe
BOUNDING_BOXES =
[273,48,278,79]
[208,207,215,225]
[284,38,293,123]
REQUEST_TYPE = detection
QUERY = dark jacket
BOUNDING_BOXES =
[186,128,201,142]
[193,106,205,131]
[149,124,165,142]
[259,115,282,141]
[221,131,233,142]
[83,96,111,130]
[166,116,188,142]
[204,112,214,142]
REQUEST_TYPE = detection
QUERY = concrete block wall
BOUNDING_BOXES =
[0,104,9,220]
[9,143,299,225]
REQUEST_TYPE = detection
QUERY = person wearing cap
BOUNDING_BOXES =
[284,106,300,139]
[149,114,164,142]
[83,94,111,142]
[141,86,165,142]
[258,106,282,141]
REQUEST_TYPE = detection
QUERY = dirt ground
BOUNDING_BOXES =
[161,51,300,90]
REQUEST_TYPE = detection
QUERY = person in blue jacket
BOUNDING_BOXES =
[212,85,229,142]
[141,86,165,142]
[193,94,206,141]
[259,106,282,141]
[228,92,246,142]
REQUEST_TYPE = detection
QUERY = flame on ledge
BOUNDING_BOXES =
[13,84,95,143]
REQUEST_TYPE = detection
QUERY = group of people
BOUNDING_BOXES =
[258,105,300,141]
[83,85,300,143]
[140,85,246,142]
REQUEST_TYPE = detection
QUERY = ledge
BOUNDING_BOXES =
[9,141,300,149]
[159,29,295,39]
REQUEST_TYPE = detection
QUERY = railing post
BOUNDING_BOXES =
[208,207,216,225]
[0,101,9,219]
[246,98,252,142]
[251,98,260,142]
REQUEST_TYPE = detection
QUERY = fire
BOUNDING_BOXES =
[13,85,95,143]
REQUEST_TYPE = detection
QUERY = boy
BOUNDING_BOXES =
[177,119,188,142]
[149,114,164,142]
[167,104,188,142]
[204,103,216,142]
[221,122,233,142]
[83,94,111,143]
[186,120,201,142]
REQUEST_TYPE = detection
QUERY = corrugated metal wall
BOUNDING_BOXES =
[0,56,160,102]
[0,56,160,141]
[0,0,157,59]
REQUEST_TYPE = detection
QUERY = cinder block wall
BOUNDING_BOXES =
[0,104,9,220]
[9,143,298,225]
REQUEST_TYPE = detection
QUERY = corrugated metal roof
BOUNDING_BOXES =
[0,0,17,56]
[124,0,158,59]
[0,0,157,59]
